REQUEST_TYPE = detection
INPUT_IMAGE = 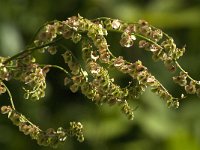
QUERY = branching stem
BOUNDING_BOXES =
[3,37,63,65]
[39,64,71,78]
[175,61,200,85]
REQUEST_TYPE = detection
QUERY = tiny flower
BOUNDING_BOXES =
[90,51,99,61]
[47,46,57,55]
[38,31,49,42]
[97,24,105,35]
[72,33,82,43]
[181,94,186,99]
[146,76,156,85]
[1,105,12,114]
[100,52,110,63]
[88,61,101,74]
[77,135,84,142]
[185,81,196,94]
[138,19,148,26]
[130,34,136,40]
[124,24,137,33]
[150,29,163,41]
[149,44,159,52]
[139,25,152,35]
[164,60,176,72]
[120,36,133,48]
[62,51,72,63]
[112,19,121,29]
[70,84,79,93]
[55,23,65,34]
[63,30,73,39]
[173,71,188,86]
[139,40,149,49]
[113,56,125,67]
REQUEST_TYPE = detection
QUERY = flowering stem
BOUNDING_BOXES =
[28,20,60,45]
[134,33,163,49]
[175,61,200,85]
[3,37,63,65]
[20,114,42,132]
[39,64,71,78]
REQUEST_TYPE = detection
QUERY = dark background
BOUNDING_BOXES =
[0,0,200,150]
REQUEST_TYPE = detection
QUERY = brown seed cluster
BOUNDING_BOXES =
[1,105,84,148]
[0,15,199,148]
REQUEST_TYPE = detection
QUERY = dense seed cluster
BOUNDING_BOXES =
[1,105,84,148]
[173,71,200,96]
[0,15,199,147]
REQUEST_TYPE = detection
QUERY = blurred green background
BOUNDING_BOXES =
[0,0,200,150]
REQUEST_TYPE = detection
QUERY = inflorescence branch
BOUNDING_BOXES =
[0,14,199,148]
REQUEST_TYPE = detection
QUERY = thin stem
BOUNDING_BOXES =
[3,37,63,65]
[20,114,42,131]
[134,33,163,49]
[175,61,200,85]
[1,82,15,110]
[39,64,71,78]
[97,20,163,50]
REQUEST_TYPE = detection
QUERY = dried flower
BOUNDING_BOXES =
[1,15,199,148]
[185,81,196,94]
[173,71,188,86]
[112,19,121,29]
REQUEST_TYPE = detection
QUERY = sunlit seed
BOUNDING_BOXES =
[112,20,121,29]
